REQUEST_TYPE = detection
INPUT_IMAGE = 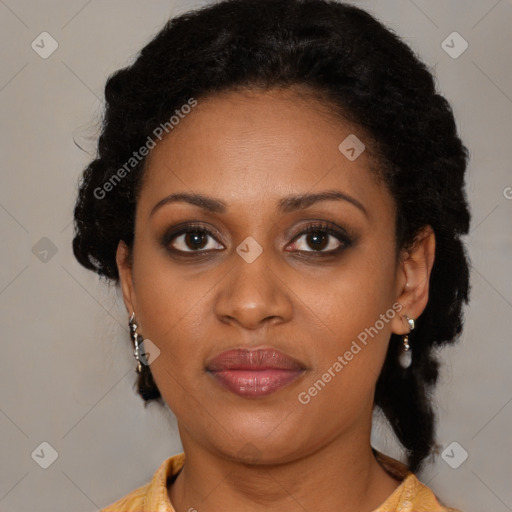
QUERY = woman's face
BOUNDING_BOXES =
[117,87,415,463]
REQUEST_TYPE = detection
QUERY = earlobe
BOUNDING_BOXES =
[391,226,436,335]
[116,240,136,315]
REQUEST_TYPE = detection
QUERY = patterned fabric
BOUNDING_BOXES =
[100,450,462,512]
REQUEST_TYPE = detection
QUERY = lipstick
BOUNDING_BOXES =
[206,348,306,398]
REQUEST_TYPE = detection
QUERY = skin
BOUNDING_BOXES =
[116,86,435,512]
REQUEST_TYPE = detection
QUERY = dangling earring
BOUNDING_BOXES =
[129,312,143,373]
[399,315,415,369]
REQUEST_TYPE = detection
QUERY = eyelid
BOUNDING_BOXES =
[287,221,353,252]
[160,220,354,255]
[160,222,225,251]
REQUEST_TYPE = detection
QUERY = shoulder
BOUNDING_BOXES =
[373,450,463,512]
[100,482,149,511]
[396,473,463,512]
[99,452,186,512]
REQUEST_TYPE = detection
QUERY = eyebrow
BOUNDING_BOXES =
[149,190,367,217]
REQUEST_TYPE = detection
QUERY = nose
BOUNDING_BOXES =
[213,250,293,330]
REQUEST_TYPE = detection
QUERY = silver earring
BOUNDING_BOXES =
[399,315,415,368]
[129,312,143,373]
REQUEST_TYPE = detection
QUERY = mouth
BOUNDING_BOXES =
[205,348,307,398]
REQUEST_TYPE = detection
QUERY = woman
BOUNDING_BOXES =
[72,0,470,510]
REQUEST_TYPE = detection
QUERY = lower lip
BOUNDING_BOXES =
[208,369,305,398]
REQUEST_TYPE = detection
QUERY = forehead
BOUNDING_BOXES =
[138,87,391,220]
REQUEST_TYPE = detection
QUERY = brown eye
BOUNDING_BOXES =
[289,222,353,254]
[162,224,224,254]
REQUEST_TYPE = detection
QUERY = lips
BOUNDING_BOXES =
[206,348,306,398]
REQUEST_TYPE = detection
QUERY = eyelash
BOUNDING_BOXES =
[160,221,353,258]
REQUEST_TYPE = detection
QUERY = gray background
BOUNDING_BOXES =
[1,1,511,511]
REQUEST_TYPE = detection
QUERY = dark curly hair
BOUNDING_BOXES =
[72,0,470,473]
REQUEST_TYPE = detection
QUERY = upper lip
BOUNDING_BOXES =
[206,348,306,372]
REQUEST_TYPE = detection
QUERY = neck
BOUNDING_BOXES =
[168,423,401,512]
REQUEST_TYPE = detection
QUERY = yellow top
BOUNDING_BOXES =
[100,450,461,512]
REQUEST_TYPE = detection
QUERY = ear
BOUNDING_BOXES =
[390,226,436,335]
[116,240,137,316]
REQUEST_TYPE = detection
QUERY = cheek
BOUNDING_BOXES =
[299,251,397,340]
[132,269,210,413]
[131,229,206,327]
[292,250,398,394]
[129,245,212,384]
